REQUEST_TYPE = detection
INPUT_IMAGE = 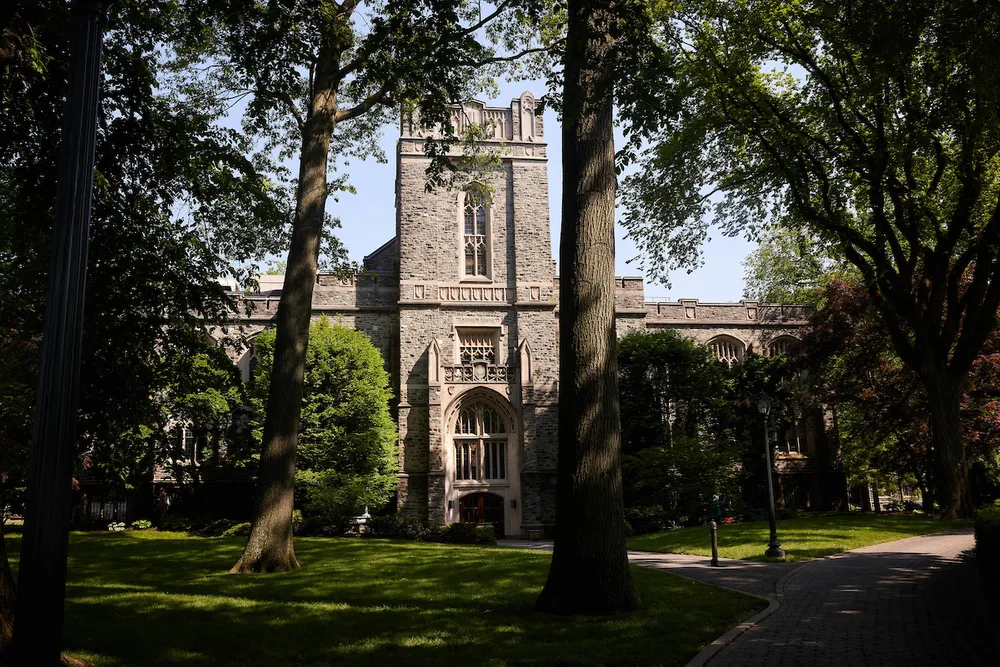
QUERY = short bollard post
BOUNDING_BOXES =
[710,520,720,567]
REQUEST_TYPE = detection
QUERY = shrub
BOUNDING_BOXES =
[158,516,193,532]
[193,519,240,537]
[625,506,676,535]
[974,505,1000,589]
[366,514,427,540]
[292,509,304,535]
[107,522,126,532]
[251,319,397,534]
[475,525,497,545]
[130,519,152,530]
[221,522,251,538]
[428,523,497,544]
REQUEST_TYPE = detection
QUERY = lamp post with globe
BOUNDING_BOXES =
[756,395,785,559]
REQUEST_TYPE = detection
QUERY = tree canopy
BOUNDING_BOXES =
[620,0,1000,517]
[249,318,396,533]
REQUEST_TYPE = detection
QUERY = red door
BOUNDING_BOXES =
[459,492,505,538]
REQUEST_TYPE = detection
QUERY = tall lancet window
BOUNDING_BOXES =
[463,185,490,277]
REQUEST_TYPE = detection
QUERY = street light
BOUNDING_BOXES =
[756,395,785,559]
[13,1,114,661]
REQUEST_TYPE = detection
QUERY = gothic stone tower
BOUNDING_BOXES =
[391,92,558,538]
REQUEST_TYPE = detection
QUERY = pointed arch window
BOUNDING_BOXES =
[453,400,507,481]
[708,335,745,367]
[462,185,491,278]
[767,336,800,358]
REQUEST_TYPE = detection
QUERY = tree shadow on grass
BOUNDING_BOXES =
[7,533,765,666]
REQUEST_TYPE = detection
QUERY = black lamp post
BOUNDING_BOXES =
[12,0,113,662]
[756,396,785,559]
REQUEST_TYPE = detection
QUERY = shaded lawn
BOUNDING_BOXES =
[5,532,764,666]
[628,512,971,562]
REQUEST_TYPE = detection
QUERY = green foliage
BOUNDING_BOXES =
[1,1,290,493]
[107,522,126,532]
[618,330,800,523]
[220,522,252,538]
[974,504,1000,587]
[158,516,194,532]
[130,520,153,531]
[426,522,497,545]
[250,318,397,532]
[619,0,1000,516]
[366,514,428,541]
[743,228,858,305]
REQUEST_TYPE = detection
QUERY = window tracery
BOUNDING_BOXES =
[453,400,508,481]
[463,185,490,277]
[708,336,745,367]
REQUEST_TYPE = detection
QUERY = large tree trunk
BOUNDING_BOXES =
[924,379,974,519]
[536,0,640,615]
[232,66,338,574]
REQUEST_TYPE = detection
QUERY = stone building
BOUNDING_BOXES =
[220,93,844,537]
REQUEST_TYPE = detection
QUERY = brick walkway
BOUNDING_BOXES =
[711,529,999,666]
[501,529,999,665]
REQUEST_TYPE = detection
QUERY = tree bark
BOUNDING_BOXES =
[924,378,974,519]
[536,0,640,615]
[231,55,339,574]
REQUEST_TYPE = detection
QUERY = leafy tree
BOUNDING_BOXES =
[619,330,729,453]
[536,0,640,615]
[0,0,290,641]
[148,345,252,513]
[620,0,1000,517]
[743,227,856,305]
[249,318,396,533]
[618,331,738,528]
[170,0,547,573]
[802,279,1000,508]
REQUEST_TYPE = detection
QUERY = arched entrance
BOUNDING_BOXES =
[459,492,505,537]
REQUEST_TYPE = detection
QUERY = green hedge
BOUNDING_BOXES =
[974,504,1000,588]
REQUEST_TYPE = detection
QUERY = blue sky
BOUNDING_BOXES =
[324,79,756,303]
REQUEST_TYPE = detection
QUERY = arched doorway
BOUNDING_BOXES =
[459,492,505,537]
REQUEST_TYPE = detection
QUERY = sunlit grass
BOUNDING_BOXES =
[628,512,971,562]
[4,531,765,665]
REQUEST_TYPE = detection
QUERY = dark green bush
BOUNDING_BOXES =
[475,525,496,545]
[158,516,193,532]
[974,505,1000,588]
[221,522,251,538]
[435,522,480,544]
[366,514,427,540]
[625,506,676,535]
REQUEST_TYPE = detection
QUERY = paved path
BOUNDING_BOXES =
[499,539,795,598]
[501,529,1000,665]
[712,529,998,666]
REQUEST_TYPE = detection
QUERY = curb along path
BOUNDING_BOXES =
[703,529,998,666]
[501,529,999,666]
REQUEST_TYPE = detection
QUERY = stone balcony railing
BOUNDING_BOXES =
[443,363,514,384]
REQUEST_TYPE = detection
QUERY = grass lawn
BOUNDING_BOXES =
[5,532,764,666]
[627,512,971,562]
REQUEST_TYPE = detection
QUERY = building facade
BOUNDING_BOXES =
[222,93,843,537]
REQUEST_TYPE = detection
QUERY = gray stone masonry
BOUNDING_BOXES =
[218,93,835,536]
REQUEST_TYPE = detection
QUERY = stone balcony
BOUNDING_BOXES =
[443,362,515,384]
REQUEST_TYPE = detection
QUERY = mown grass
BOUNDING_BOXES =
[628,512,971,562]
[5,531,764,666]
